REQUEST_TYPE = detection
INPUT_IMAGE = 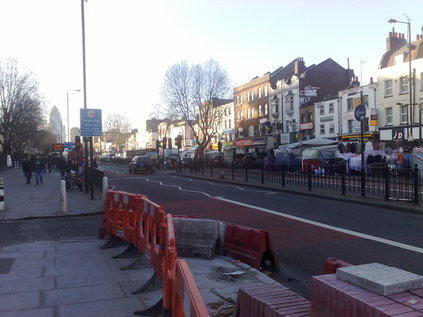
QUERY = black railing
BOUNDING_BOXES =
[176,160,422,205]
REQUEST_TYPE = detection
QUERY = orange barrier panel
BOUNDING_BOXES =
[100,191,116,235]
[322,257,352,274]
[223,222,274,269]
[109,191,140,242]
[163,213,177,310]
[172,259,209,317]
[140,197,166,274]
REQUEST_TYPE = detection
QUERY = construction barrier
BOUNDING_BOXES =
[172,259,209,317]
[223,222,275,269]
[322,257,352,274]
[100,190,206,316]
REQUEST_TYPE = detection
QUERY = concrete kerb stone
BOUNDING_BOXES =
[170,172,423,215]
[172,217,220,260]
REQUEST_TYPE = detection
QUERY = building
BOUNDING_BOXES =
[48,106,65,143]
[314,97,339,139]
[271,58,354,144]
[234,73,271,139]
[377,27,423,144]
[338,80,378,142]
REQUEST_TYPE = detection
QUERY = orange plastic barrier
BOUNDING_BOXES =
[172,259,209,317]
[223,222,274,269]
[163,214,177,310]
[139,197,166,274]
[322,257,352,274]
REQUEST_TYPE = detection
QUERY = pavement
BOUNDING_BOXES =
[0,168,103,220]
[0,167,279,317]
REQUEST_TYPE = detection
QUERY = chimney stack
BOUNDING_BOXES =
[294,57,305,75]
[386,27,407,52]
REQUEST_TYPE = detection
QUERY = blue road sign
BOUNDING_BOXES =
[354,104,366,121]
[80,109,102,137]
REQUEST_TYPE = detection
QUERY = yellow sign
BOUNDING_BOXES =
[211,143,219,150]
[370,120,377,126]
[353,97,361,108]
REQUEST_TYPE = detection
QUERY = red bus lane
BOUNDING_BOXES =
[161,197,362,297]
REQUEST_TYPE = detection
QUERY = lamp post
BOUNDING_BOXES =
[67,90,81,142]
[388,17,414,141]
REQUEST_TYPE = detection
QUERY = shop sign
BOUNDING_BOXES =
[253,137,266,145]
[370,120,377,126]
[211,143,219,150]
[338,133,374,141]
[300,122,314,130]
[392,128,405,140]
[233,139,253,147]
[320,116,333,122]
[52,143,64,152]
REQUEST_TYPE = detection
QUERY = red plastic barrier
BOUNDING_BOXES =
[163,214,177,310]
[322,257,352,274]
[172,259,209,317]
[223,222,273,269]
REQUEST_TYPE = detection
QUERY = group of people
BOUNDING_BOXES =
[21,155,68,185]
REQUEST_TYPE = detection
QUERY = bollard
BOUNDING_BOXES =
[102,176,108,202]
[0,178,4,211]
[60,180,67,213]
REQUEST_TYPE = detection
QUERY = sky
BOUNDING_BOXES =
[1,0,423,133]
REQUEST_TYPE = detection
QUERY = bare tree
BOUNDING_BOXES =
[0,59,45,156]
[161,60,231,154]
[104,113,131,153]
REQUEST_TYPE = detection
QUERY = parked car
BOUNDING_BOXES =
[128,156,154,174]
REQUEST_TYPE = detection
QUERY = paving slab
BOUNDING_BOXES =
[337,263,423,296]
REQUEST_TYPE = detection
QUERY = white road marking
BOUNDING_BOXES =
[216,197,423,255]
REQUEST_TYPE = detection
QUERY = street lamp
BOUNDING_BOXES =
[67,90,81,142]
[388,16,415,141]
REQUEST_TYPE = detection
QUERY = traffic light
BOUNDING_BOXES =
[156,139,160,151]
[218,141,222,153]
[75,136,81,144]
[162,137,167,149]
[167,137,172,149]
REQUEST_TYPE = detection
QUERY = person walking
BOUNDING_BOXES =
[34,154,44,185]
[58,156,66,179]
[22,157,33,184]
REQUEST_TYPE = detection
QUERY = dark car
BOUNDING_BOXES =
[128,156,154,174]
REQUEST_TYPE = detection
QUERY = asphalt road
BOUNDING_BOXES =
[103,164,423,298]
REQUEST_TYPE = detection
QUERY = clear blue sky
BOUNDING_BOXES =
[1,0,423,130]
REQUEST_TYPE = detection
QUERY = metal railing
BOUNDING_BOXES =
[176,160,421,205]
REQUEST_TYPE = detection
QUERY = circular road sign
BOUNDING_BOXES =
[354,104,366,121]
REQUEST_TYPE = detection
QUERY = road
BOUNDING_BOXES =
[101,163,423,298]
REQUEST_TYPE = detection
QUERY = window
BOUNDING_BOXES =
[252,108,255,118]
[247,92,250,102]
[224,108,227,116]
[258,87,262,98]
[237,95,240,105]
[251,91,254,101]
[240,111,244,120]
[329,124,335,134]
[363,117,369,132]
[347,120,353,133]
[228,107,231,115]
[347,98,353,111]
[240,95,243,104]
[247,108,251,118]
[264,104,268,115]
[286,96,294,111]
[307,112,313,122]
[264,86,268,97]
[320,124,325,135]
[385,80,393,96]
[320,105,325,115]
[258,105,262,116]
[385,107,393,125]
[400,105,408,124]
[301,113,306,123]
[329,103,334,113]
[362,95,369,107]
[224,120,227,129]
[228,120,231,128]
[248,125,254,137]
[400,76,409,94]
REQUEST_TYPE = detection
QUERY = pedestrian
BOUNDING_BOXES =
[22,157,33,184]
[58,156,66,179]
[47,155,52,174]
[34,154,44,185]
